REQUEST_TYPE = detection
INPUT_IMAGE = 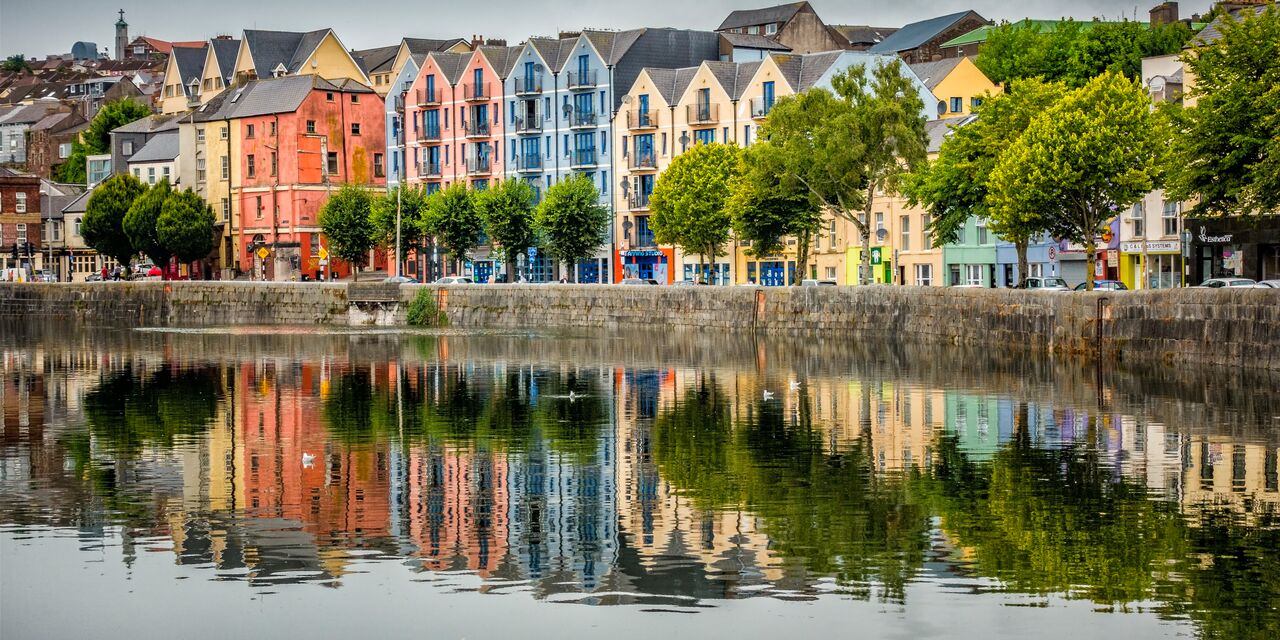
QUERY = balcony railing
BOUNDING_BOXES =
[422,162,442,178]
[570,108,598,129]
[394,93,405,111]
[687,103,718,124]
[570,148,597,168]
[514,114,542,134]
[514,76,543,95]
[515,153,542,173]
[463,82,489,101]
[464,120,491,138]
[750,97,773,119]
[416,88,441,106]
[566,70,598,90]
[628,152,657,171]
[466,156,492,175]
[416,126,441,143]
[629,193,651,211]
[627,110,658,130]
[393,128,405,145]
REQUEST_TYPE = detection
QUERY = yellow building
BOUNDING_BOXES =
[908,56,1001,118]
[159,45,209,115]
[231,29,368,86]
[358,38,471,97]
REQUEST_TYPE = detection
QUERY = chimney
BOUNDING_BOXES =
[485,38,507,47]
[471,34,484,49]
[1149,2,1179,26]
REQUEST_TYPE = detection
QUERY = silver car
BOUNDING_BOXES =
[1022,277,1070,291]
[434,276,473,285]
[1197,278,1257,288]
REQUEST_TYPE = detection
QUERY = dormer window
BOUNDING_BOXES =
[765,23,778,35]
[272,63,287,78]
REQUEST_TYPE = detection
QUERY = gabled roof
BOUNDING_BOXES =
[773,50,845,92]
[721,32,792,51]
[428,51,472,84]
[527,37,578,73]
[209,38,241,82]
[241,29,332,77]
[127,130,180,164]
[287,30,330,74]
[62,189,92,214]
[582,29,647,65]
[0,102,66,126]
[477,45,524,78]
[831,25,900,47]
[30,111,85,133]
[925,114,976,153]
[403,37,469,56]
[718,2,809,32]
[1193,5,1267,46]
[870,11,984,54]
[353,45,400,75]
[908,57,965,90]
[700,60,765,100]
[197,75,375,121]
[172,45,208,88]
[112,113,182,134]
[135,36,206,55]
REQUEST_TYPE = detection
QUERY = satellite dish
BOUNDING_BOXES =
[620,179,629,195]
[937,100,946,117]
[622,218,633,232]
[876,228,888,241]
[621,95,633,104]
[534,64,544,73]
[1148,76,1166,95]
[678,133,689,146]
[562,103,573,116]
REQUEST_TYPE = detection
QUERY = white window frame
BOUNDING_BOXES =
[915,263,933,286]
[965,264,983,286]
[16,223,27,243]
[15,192,27,213]
[58,142,72,159]
[900,215,910,252]
[122,140,134,155]
[1162,200,1179,237]
[1130,201,1145,238]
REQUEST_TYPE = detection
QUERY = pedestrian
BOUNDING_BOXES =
[101,265,108,281]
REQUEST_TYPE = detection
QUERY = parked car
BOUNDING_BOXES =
[384,275,420,284]
[801,279,837,287]
[1255,280,1280,289]
[35,270,57,283]
[672,279,709,286]
[434,276,473,284]
[619,278,660,285]
[1073,280,1129,291]
[1022,277,1070,291]
[1196,278,1257,288]
[84,273,104,282]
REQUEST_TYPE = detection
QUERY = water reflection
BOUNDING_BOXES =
[1,326,1278,636]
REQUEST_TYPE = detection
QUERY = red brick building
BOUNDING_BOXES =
[0,168,41,271]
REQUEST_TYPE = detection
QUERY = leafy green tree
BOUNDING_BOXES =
[977,18,1191,88]
[989,72,1165,290]
[122,178,172,266]
[318,184,377,281]
[56,98,151,184]
[371,185,429,266]
[727,143,823,282]
[766,62,927,285]
[421,183,483,277]
[648,142,740,282]
[1,54,32,74]
[1166,6,1280,218]
[474,179,537,283]
[82,173,145,272]
[903,78,1066,286]
[534,174,609,280]
[156,189,215,268]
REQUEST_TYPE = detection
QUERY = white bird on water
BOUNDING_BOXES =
[568,391,578,403]
[302,452,316,468]
[762,390,774,401]
[789,380,801,392]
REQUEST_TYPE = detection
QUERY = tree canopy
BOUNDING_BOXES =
[976,18,1193,87]
[82,173,145,270]
[474,179,537,282]
[421,184,483,274]
[55,98,151,184]
[371,185,430,263]
[318,185,377,280]
[1,54,32,74]
[156,188,215,264]
[648,142,741,281]
[727,142,823,278]
[1166,6,1280,218]
[535,174,609,275]
[123,178,173,265]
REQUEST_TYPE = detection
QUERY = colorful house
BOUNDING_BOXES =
[908,56,1001,117]
[159,44,209,114]
[231,29,368,87]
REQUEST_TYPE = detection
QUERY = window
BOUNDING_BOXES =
[976,221,988,244]
[123,140,134,155]
[900,215,910,251]
[351,93,359,103]
[197,158,206,183]
[694,129,715,145]
[221,198,229,221]
[196,128,204,143]
[147,167,156,184]
[246,123,255,138]
[326,92,334,102]
[950,97,962,113]
[971,97,983,110]
[15,192,26,213]
[374,153,384,178]
[1162,200,1179,237]
[256,196,263,219]
[922,214,931,249]
[825,266,836,280]
[1130,201,1145,238]
[915,263,933,286]
[133,168,140,178]
[270,151,277,177]
[327,152,338,175]
[16,223,27,243]
[306,120,316,134]
[269,121,276,136]
[220,126,229,140]
[965,264,983,286]
[58,143,71,158]
[748,25,761,34]
[162,167,170,180]
[220,156,229,180]
[766,23,778,35]
[247,154,256,178]
[351,123,361,136]
[875,212,884,233]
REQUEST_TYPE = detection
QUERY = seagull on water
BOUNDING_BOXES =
[789,380,801,392]
[302,452,316,468]
[762,390,774,401]
[568,391,578,403]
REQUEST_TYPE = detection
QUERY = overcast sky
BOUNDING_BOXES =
[0,0,1215,59]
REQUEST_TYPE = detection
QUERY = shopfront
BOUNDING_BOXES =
[617,248,674,283]
[1119,240,1184,289]
[1187,217,1280,283]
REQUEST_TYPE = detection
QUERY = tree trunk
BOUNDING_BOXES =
[795,231,810,286]
[861,185,876,286]
[1015,237,1029,288]
[352,259,359,282]
[507,248,516,283]
[1085,242,1096,291]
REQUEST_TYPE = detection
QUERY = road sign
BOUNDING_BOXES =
[256,246,270,260]
[318,246,329,260]
[527,246,537,259]
[1048,246,1057,262]
[870,247,883,265]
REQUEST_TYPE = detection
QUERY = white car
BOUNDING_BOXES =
[1256,280,1280,289]
[1022,277,1070,291]
[1197,278,1257,288]
[434,276,473,285]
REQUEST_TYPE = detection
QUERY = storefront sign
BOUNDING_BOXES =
[1198,226,1234,244]
[623,250,663,257]
[1121,241,1181,254]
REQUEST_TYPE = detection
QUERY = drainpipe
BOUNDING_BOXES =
[607,65,617,283]
[553,73,560,178]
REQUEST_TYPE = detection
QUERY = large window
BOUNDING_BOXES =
[1131,201,1145,237]
[976,221,988,245]
[915,263,933,286]
[1162,200,1179,237]
[965,264,983,286]
[900,215,910,251]
[15,192,26,213]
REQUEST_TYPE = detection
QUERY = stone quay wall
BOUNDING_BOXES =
[1,282,1276,370]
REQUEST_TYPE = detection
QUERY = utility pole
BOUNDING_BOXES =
[395,184,402,278]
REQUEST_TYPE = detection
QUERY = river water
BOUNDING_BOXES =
[1,324,1277,639]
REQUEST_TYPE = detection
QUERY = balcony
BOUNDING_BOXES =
[416,88,441,106]
[463,82,489,101]
[393,128,405,146]
[514,76,543,96]
[422,162,442,178]
[627,110,658,130]
[687,103,718,125]
[629,192,651,211]
[515,153,542,173]
[416,126,442,143]
[570,148,597,168]
[514,114,542,134]
[566,70,598,90]
[394,93,405,111]
[464,120,491,138]
[750,97,773,119]
[628,151,657,171]
[570,108,598,129]
[466,156,492,176]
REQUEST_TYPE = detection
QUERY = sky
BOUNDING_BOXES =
[0,0,1216,59]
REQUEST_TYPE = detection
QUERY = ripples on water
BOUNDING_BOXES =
[1,324,1277,639]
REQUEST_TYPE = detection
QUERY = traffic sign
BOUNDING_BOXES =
[1048,246,1057,262]
[256,246,270,260]
[527,246,537,258]
[318,246,329,260]
[870,247,883,265]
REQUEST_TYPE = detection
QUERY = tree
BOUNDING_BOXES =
[123,178,172,266]
[55,98,151,184]
[1,54,32,74]
[648,142,740,283]
[318,185,377,281]
[977,18,1192,88]
[156,189,215,267]
[765,62,927,285]
[474,179,537,283]
[371,185,429,268]
[535,174,609,280]
[82,173,145,272]
[1166,6,1280,218]
[903,78,1066,286]
[727,143,823,283]
[989,72,1165,290]
[420,184,482,277]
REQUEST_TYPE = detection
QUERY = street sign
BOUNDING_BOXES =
[1048,246,1057,262]
[318,246,329,260]
[256,247,270,260]
[870,247,883,265]
[527,247,537,259]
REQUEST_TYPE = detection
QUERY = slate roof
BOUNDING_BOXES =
[61,189,92,214]
[1193,5,1267,46]
[210,39,241,82]
[172,45,208,89]
[718,2,808,31]
[925,114,975,153]
[528,37,578,72]
[0,102,65,125]
[242,29,329,76]
[112,113,182,134]
[721,32,792,51]
[870,11,983,53]
[772,50,845,92]
[190,75,375,122]
[908,57,964,90]
[429,51,472,84]
[353,45,400,75]
[403,37,469,56]
[477,45,524,78]
[582,29,647,65]
[126,131,180,164]
[831,25,900,47]
[643,67,700,106]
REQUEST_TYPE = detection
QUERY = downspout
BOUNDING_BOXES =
[553,73,560,177]
[607,64,617,283]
